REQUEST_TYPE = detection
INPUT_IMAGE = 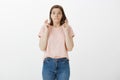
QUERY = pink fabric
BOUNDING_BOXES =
[38,25,74,59]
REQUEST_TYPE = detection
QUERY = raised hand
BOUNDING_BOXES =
[62,19,69,31]
[44,19,51,32]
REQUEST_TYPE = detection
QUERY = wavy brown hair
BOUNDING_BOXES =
[49,5,67,26]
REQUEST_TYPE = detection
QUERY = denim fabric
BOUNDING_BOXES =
[42,57,70,80]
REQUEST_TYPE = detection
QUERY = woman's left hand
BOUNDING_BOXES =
[62,19,69,32]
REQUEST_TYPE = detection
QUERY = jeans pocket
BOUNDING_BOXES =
[43,58,49,63]
[61,58,69,64]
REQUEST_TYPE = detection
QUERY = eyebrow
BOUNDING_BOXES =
[52,11,62,13]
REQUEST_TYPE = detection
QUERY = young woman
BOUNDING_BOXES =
[38,5,75,80]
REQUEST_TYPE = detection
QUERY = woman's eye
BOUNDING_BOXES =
[52,12,55,15]
[58,13,60,14]
[56,12,61,15]
[52,12,61,15]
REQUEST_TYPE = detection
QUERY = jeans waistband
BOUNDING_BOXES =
[44,57,69,61]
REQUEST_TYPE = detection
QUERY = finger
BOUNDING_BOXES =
[48,23,51,27]
[46,24,49,28]
[65,19,68,24]
[62,24,66,28]
[45,19,48,24]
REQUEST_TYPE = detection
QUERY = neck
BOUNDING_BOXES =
[53,22,60,27]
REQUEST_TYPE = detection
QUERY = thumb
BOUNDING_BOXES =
[44,19,48,24]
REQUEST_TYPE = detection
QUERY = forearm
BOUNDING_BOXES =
[64,31,74,51]
[39,31,49,51]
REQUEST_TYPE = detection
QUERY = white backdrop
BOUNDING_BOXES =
[0,0,120,80]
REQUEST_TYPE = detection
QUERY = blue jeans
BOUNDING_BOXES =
[42,57,70,80]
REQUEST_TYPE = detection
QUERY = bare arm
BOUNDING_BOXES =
[39,30,49,51]
[39,20,50,51]
[62,19,74,51]
[64,30,74,51]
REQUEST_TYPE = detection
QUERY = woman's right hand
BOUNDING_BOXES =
[44,19,50,32]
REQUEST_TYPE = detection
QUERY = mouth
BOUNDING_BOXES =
[54,18,59,20]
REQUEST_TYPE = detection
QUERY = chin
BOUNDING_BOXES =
[54,20,60,23]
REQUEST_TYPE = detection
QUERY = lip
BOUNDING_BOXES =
[54,19,59,21]
[54,18,59,20]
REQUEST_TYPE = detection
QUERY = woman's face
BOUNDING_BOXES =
[51,8,62,24]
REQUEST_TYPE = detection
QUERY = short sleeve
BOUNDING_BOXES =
[68,26,75,37]
[38,26,45,38]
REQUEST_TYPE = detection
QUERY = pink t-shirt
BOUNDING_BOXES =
[38,25,74,59]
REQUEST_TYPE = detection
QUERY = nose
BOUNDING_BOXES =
[55,14,58,17]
